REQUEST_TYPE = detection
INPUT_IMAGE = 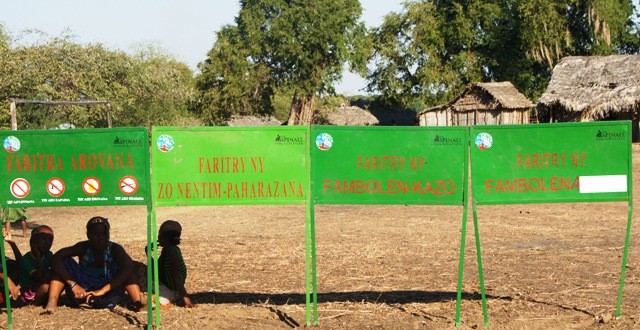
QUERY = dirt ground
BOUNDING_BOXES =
[1,146,640,329]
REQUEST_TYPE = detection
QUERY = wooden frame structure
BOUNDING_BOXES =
[9,99,112,130]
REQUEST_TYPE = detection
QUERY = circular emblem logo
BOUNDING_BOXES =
[157,134,174,152]
[315,133,333,151]
[475,133,493,150]
[3,136,20,153]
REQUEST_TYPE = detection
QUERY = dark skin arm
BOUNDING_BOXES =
[166,248,195,308]
[4,230,22,263]
[51,242,90,299]
[86,243,135,298]
[30,243,51,283]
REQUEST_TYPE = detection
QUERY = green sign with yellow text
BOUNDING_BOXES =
[470,121,632,205]
[151,127,309,206]
[311,126,468,205]
[0,128,150,207]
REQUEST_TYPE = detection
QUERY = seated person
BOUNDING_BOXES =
[152,220,195,308]
[18,226,54,306]
[44,216,144,313]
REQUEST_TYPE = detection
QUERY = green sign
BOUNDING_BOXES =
[0,128,150,207]
[152,127,309,206]
[311,126,468,205]
[470,122,631,205]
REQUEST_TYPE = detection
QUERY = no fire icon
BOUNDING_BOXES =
[82,177,101,196]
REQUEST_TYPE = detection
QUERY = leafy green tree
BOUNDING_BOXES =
[0,28,197,129]
[368,0,640,110]
[197,0,370,125]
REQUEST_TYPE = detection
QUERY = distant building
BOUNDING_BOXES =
[536,55,640,141]
[417,82,534,126]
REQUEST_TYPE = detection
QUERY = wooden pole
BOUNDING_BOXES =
[10,101,16,131]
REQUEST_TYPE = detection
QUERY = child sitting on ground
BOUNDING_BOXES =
[18,226,54,306]
[149,220,195,308]
[44,216,144,313]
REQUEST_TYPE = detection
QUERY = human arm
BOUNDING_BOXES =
[51,242,89,298]
[3,229,22,262]
[0,273,20,299]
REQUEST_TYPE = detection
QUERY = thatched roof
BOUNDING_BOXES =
[226,115,281,126]
[418,81,533,115]
[315,106,379,126]
[538,55,640,119]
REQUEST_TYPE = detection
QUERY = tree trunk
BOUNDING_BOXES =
[287,92,315,125]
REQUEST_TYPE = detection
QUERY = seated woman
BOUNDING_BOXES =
[44,216,144,313]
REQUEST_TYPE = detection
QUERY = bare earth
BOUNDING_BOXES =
[2,145,640,329]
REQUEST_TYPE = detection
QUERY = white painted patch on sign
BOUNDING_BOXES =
[579,175,627,193]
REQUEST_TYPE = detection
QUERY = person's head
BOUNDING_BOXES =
[158,220,181,247]
[86,216,110,250]
[30,225,54,253]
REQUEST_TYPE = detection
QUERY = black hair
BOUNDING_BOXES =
[86,216,110,231]
[159,220,182,246]
[30,225,53,245]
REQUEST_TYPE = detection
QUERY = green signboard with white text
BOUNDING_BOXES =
[470,121,632,205]
[311,126,468,205]
[151,127,309,206]
[0,128,150,207]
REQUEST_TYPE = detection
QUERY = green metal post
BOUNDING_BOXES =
[473,203,489,327]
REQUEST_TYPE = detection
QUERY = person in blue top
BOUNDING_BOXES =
[18,225,54,306]
[43,216,144,313]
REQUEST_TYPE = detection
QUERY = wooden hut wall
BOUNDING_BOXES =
[453,109,529,126]
[419,109,452,126]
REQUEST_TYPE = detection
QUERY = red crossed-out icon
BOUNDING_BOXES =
[10,178,30,199]
[46,177,66,197]
[119,176,139,195]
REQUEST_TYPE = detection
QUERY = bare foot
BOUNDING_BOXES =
[41,307,56,315]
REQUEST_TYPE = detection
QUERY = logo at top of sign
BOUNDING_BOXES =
[10,178,30,199]
[157,134,174,152]
[46,177,66,197]
[82,177,101,196]
[315,133,333,151]
[475,132,493,150]
[119,176,139,195]
[3,136,20,153]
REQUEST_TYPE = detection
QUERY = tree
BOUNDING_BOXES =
[197,0,370,125]
[368,0,640,110]
[0,28,197,129]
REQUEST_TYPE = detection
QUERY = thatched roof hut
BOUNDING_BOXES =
[536,55,640,140]
[418,82,534,126]
[314,106,379,125]
[226,115,282,126]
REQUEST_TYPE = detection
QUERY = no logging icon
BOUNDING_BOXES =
[10,178,30,199]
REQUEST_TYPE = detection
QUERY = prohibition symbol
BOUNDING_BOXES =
[82,177,101,196]
[46,177,66,197]
[119,176,139,195]
[10,178,30,199]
